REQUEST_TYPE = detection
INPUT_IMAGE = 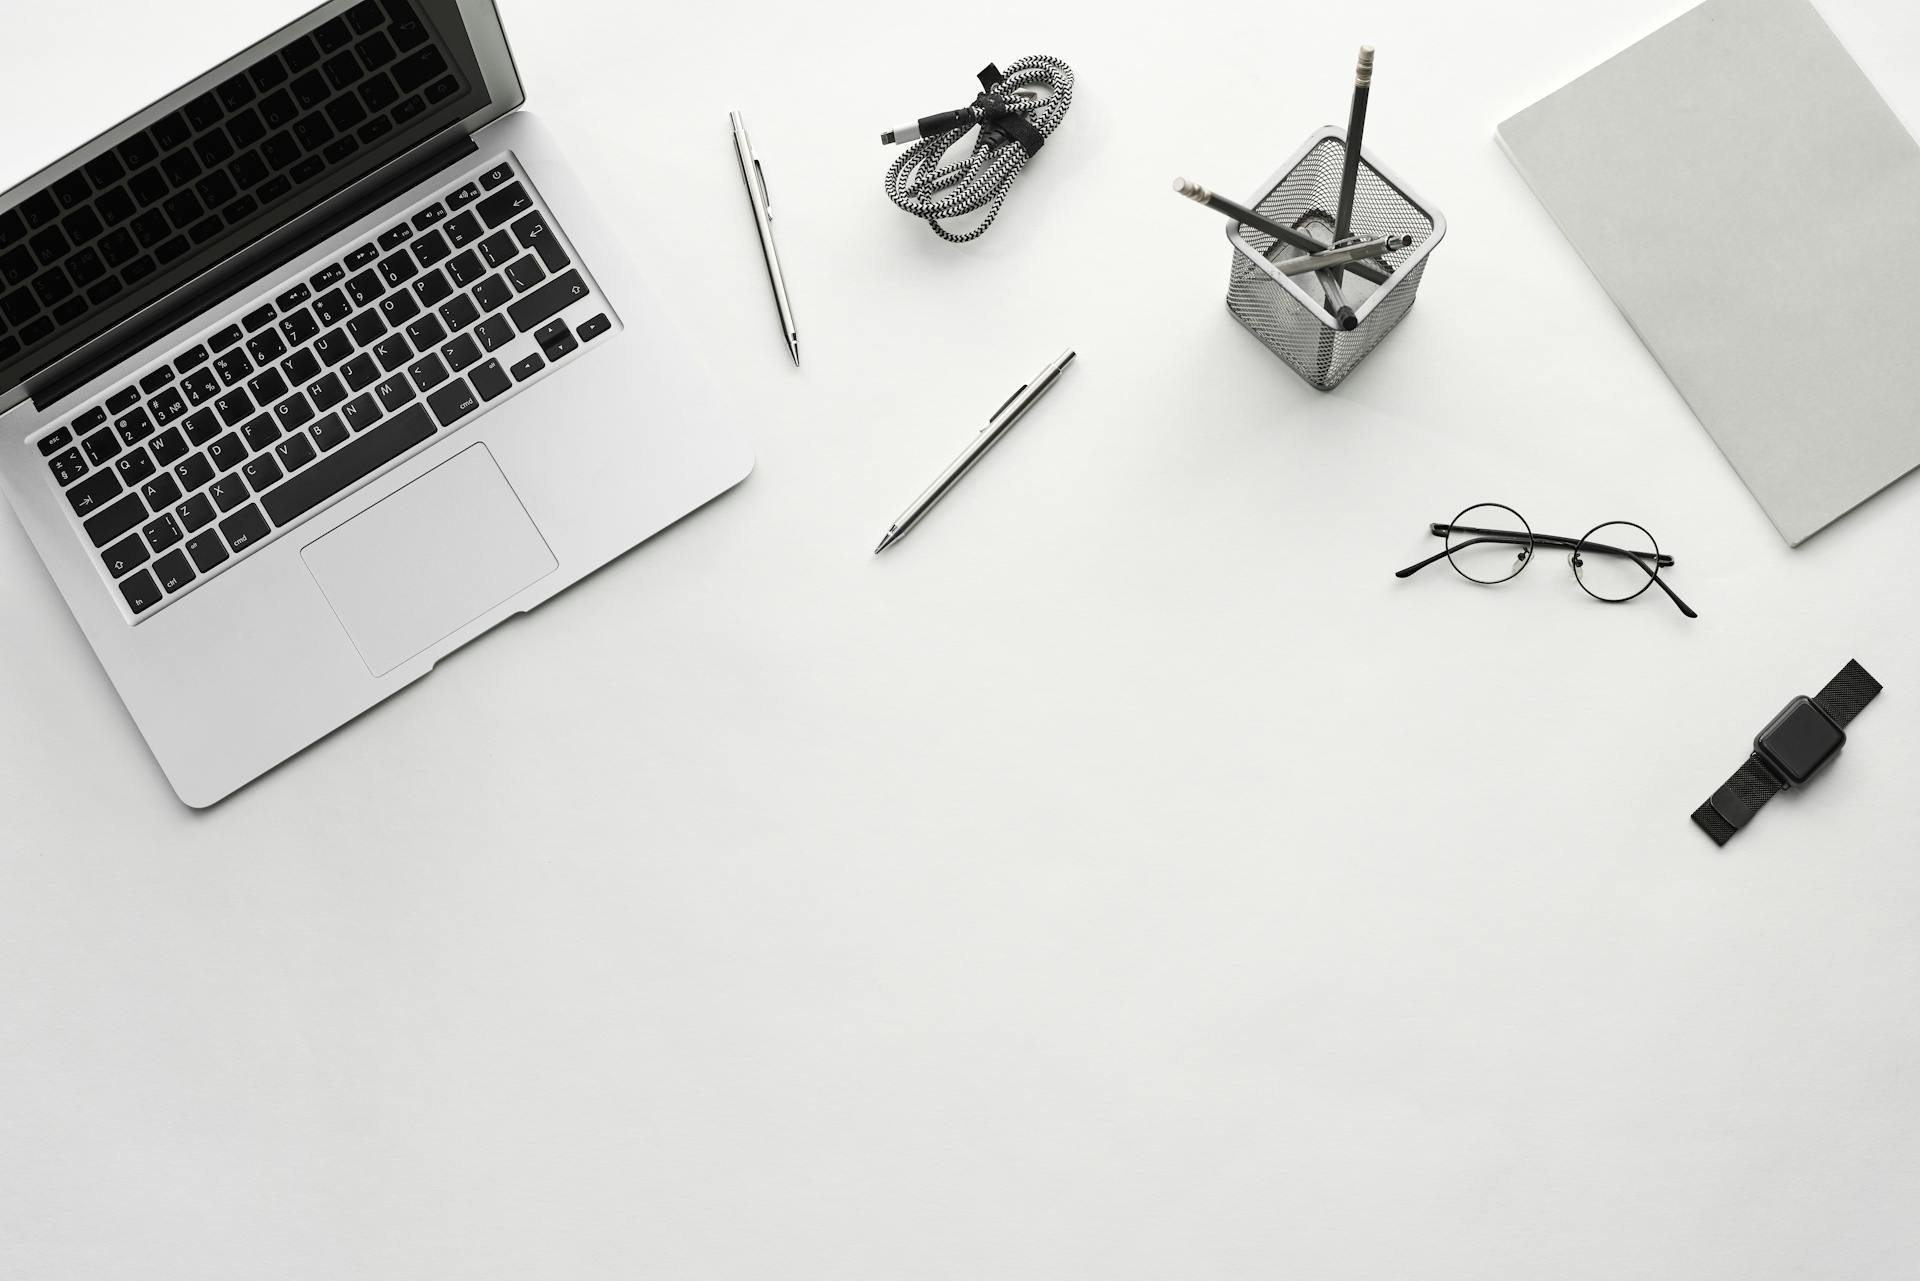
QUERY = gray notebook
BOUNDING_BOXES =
[1498,0,1920,546]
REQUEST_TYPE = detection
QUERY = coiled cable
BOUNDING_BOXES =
[879,56,1075,243]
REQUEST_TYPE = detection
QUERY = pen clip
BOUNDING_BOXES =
[989,382,1029,424]
[754,157,772,213]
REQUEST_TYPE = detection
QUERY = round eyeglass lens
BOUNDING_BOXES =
[1572,520,1661,602]
[1445,503,1533,584]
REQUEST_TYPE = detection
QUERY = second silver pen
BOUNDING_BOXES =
[873,350,1077,554]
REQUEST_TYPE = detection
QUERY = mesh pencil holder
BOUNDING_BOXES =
[1224,127,1445,390]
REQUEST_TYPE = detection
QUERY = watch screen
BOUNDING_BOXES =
[1762,699,1844,782]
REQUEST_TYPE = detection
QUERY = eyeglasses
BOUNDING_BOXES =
[1394,503,1697,618]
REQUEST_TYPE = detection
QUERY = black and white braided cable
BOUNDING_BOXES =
[880,55,1074,243]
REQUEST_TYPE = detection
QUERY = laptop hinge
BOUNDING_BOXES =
[32,131,479,413]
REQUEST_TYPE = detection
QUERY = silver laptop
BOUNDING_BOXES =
[0,0,753,806]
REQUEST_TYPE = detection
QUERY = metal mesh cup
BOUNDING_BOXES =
[1224,127,1445,391]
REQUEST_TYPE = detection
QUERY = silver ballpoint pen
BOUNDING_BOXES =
[873,350,1077,554]
[729,111,799,365]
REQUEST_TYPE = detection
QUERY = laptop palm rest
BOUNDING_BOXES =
[302,444,558,677]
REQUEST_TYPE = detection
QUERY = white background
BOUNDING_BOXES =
[5,0,1920,1275]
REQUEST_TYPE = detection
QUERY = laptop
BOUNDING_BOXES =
[0,0,753,806]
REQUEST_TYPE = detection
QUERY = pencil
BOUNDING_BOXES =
[1172,177,1391,288]
[1332,46,1374,253]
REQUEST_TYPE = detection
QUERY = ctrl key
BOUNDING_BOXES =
[119,568,162,615]
[153,548,196,594]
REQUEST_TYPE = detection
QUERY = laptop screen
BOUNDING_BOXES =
[0,0,519,408]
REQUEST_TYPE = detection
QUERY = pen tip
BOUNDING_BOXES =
[874,532,895,554]
[789,336,800,366]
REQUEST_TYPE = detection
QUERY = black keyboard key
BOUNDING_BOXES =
[279,307,320,346]
[114,408,155,446]
[373,335,410,372]
[412,267,451,306]
[578,313,610,342]
[311,412,350,452]
[314,328,354,366]
[426,377,478,427]
[275,283,311,311]
[472,274,511,313]
[345,242,379,269]
[345,268,384,307]
[375,373,416,411]
[148,388,187,426]
[177,492,216,532]
[511,211,568,271]
[439,294,480,334]
[276,433,317,472]
[174,452,215,493]
[214,350,254,388]
[153,548,195,593]
[377,223,412,251]
[446,249,484,287]
[504,254,545,293]
[102,531,149,577]
[281,348,321,385]
[242,453,283,492]
[182,368,221,405]
[407,352,447,391]
[475,314,513,352]
[243,304,276,331]
[478,230,515,269]
[447,181,481,209]
[150,427,188,466]
[313,287,352,326]
[412,228,449,267]
[107,386,140,414]
[115,448,155,486]
[441,333,480,372]
[444,212,482,250]
[186,531,229,572]
[237,420,281,463]
[175,345,210,374]
[120,569,162,614]
[535,320,577,362]
[140,367,173,395]
[412,203,447,230]
[510,353,545,382]
[378,251,417,288]
[341,352,380,391]
[406,314,445,350]
[143,472,183,512]
[247,368,289,405]
[392,45,448,93]
[274,392,315,431]
[310,263,345,290]
[479,162,514,190]
[221,504,270,552]
[262,402,434,526]
[216,389,256,428]
[247,327,288,365]
[48,446,87,486]
[84,492,147,546]
[507,271,588,332]
[340,393,380,432]
[379,290,420,326]
[66,468,121,517]
[346,309,386,345]
[309,372,347,410]
[469,359,510,402]
[210,474,249,512]
[142,511,182,552]
[206,433,246,472]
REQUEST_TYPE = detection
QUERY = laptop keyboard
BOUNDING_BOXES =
[0,0,459,372]
[31,156,617,620]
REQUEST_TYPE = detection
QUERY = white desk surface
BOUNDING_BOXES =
[5,0,1920,1275]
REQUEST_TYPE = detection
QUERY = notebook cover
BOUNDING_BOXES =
[1497,0,1920,545]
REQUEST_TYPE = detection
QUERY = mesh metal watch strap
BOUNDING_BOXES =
[1691,659,1879,846]
[1691,755,1785,846]
[1813,659,1882,728]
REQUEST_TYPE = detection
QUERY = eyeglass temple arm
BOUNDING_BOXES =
[1394,534,1529,578]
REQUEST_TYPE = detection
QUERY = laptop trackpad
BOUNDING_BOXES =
[303,445,557,677]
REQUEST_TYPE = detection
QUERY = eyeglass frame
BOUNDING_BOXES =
[1394,504,1698,618]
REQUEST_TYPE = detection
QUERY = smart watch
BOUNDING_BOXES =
[1691,660,1881,846]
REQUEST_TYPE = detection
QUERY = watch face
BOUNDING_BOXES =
[1756,697,1845,784]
